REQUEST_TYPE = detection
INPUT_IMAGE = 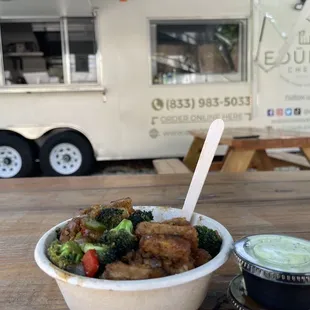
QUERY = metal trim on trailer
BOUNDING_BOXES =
[0,24,4,86]
[0,85,105,94]
[61,17,71,84]
[93,12,103,86]
[251,0,259,120]
[240,19,248,82]
[0,16,62,21]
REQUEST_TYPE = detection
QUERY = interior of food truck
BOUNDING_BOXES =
[151,20,247,85]
[1,18,97,85]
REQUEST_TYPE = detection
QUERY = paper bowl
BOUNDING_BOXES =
[34,206,233,310]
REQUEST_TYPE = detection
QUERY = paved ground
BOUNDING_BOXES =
[94,159,156,175]
[30,159,157,177]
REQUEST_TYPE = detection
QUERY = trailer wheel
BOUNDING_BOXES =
[40,131,95,176]
[0,132,35,178]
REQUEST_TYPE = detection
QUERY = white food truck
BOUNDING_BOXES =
[0,0,309,178]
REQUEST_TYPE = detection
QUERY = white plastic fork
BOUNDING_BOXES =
[182,119,225,221]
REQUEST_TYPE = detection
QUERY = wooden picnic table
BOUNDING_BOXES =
[2,172,310,310]
[184,127,310,172]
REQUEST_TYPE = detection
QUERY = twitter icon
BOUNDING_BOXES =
[285,108,292,116]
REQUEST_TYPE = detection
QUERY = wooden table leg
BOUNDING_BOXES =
[183,137,204,172]
[252,150,275,171]
[301,147,310,163]
[221,148,256,172]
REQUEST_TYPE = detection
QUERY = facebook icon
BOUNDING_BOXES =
[267,109,274,116]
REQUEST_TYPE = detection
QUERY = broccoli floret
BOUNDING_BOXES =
[83,218,107,232]
[128,210,154,229]
[100,219,138,256]
[95,208,126,230]
[80,243,117,266]
[47,240,84,269]
[195,226,223,258]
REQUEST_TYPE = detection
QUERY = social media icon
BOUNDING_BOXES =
[149,128,159,139]
[267,109,274,117]
[276,108,283,116]
[285,108,292,116]
[294,108,301,116]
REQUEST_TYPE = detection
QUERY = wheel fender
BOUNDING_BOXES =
[1,126,98,159]
[2,126,57,140]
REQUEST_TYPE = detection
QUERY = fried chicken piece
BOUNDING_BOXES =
[162,259,195,275]
[193,249,212,267]
[122,250,162,268]
[103,261,166,280]
[59,217,82,243]
[140,235,191,262]
[136,222,198,250]
[79,204,102,218]
[142,257,163,269]
[105,197,134,215]
[122,250,143,264]
[79,197,134,218]
[162,217,191,226]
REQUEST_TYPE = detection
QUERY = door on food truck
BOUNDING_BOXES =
[100,0,252,159]
[254,0,310,132]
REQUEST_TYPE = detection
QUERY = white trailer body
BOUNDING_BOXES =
[0,0,308,177]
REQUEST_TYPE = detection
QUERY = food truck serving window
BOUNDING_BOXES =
[0,17,98,87]
[151,19,247,85]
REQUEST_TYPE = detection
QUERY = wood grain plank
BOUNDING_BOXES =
[252,150,275,171]
[1,179,310,211]
[152,159,175,174]
[221,149,255,172]
[153,158,192,174]
[2,171,310,192]
[301,147,310,164]
[183,136,204,171]
[268,152,310,169]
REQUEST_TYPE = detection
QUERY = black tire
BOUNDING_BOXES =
[39,131,95,177]
[0,132,35,178]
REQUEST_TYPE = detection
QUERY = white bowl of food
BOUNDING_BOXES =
[34,198,233,310]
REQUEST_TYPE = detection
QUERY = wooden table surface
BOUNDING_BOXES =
[191,127,310,149]
[2,172,310,310]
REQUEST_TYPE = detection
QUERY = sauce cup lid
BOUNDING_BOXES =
[233,234,310,284]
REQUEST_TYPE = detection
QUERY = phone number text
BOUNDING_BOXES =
[165,96,251,110]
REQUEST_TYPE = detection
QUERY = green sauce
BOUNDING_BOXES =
[235,235,310,274]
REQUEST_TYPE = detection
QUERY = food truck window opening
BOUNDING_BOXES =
[0,17,98,87]
[67,18,98,84]
[150,19,248,85]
